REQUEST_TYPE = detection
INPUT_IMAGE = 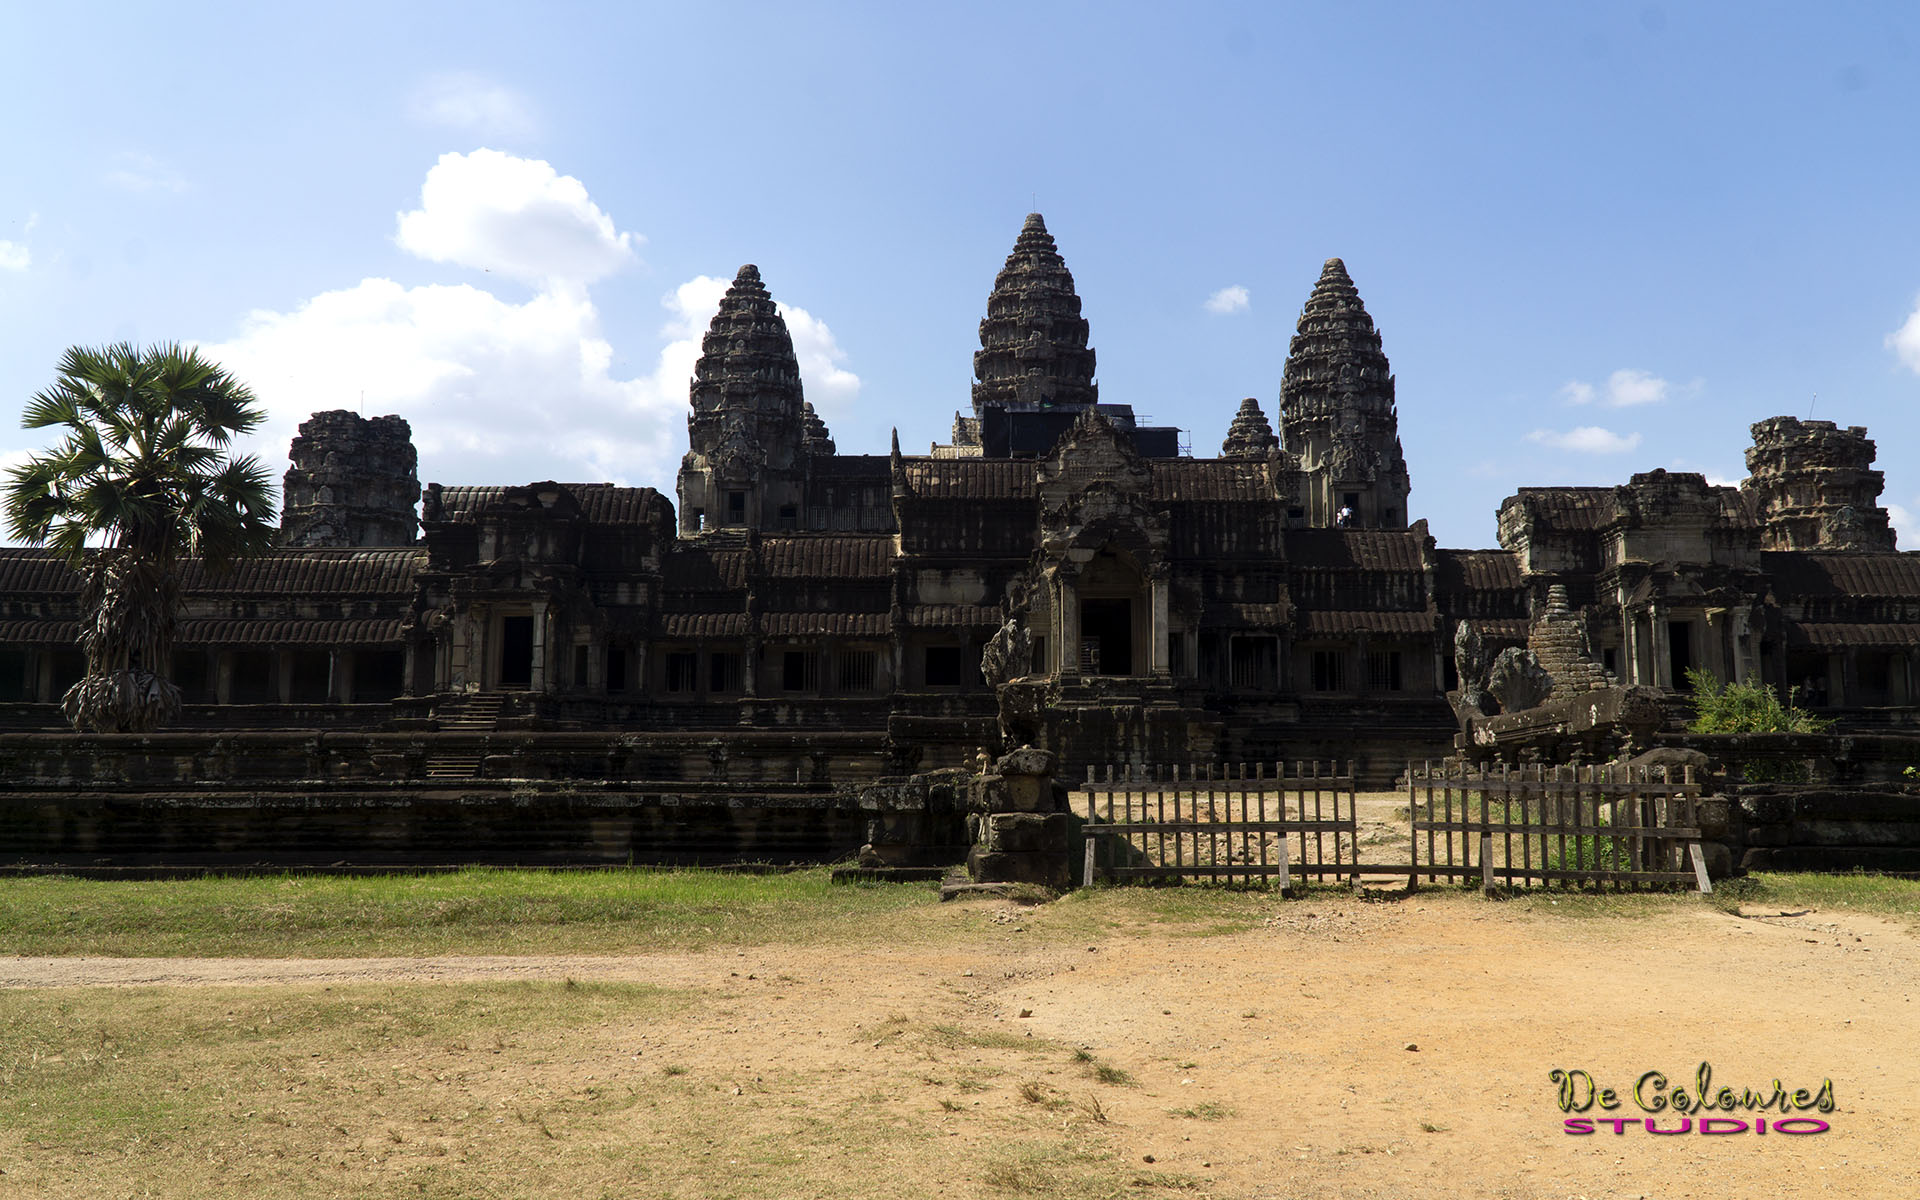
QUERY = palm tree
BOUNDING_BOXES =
[4,343,277,732]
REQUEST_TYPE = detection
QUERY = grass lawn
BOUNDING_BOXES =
[1,866,1916,958]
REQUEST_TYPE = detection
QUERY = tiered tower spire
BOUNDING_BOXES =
[676,264,810,534]
[1220,397,1279,458]
[971,213,1098,416]
[1278,258,1410,529]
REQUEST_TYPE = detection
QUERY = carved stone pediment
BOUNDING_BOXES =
[1037,410,1150,504]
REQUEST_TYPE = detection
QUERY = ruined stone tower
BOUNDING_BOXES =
[1278,259,1411,530]
[279,410,419,547]
[676,264,812,534]
[1741,417,1896,551]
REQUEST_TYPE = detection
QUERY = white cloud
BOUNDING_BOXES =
[105,152,187,194]
[410,73,537,139]
[1524,426,1642,454]
[1204,285,1250,315]
[202,152,859,499]
[1558,368,1689,407]
[1888,298,1920,373]
[0,241,26,272]
[395,150,638,288]
[1605,368,1668,407]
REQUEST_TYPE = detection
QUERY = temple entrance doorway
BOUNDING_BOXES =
[1081,598,1134,675]
[500,616,534,688]
[1667,620,1692,689]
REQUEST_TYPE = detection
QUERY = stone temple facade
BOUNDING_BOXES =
[0,215,1914,786]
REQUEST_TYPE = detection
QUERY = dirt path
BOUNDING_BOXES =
[5,894,1915,1199]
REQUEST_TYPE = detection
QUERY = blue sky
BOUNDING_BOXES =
[3,1,1917,549]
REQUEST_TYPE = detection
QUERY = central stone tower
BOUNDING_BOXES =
[973,212,1099,416]
[1278,258,1411,529]
[676,264,823,534]
[939,214,1176,458]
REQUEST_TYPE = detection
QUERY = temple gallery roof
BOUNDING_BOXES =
[0,548,426,597]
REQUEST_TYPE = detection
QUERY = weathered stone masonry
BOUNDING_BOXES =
[1,214,1916,867]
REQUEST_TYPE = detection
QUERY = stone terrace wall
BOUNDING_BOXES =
[1718,784,1920,875]
[0,730,895,871]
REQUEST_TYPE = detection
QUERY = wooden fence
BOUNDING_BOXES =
[1407,761,1711,893]
[1077,762,1361,886]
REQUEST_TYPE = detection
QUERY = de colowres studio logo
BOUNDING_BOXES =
[1552,1064,1833,1136]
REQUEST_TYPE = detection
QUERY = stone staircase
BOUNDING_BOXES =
[424,692,506,779]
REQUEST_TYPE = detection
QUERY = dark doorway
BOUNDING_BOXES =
[500,616,534,688]
[1081,599,1133,676]
[1667,620,1691,689]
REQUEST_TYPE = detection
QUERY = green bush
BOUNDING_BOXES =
[1683,668,1831,735]
[1684,668,1830,782]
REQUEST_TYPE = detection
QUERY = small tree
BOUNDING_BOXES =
[1683,668,1831,735]
[4,343,277,732]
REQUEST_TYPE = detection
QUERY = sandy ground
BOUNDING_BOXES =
[5,891,1916,1200]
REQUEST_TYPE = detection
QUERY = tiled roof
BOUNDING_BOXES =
[0,619,78,643]
[179,618,404,646]
[1149,460,1278,503]
[1470,617,1531,641]
[757,536,893,578]
[662,548,749,590]
[0,550,81,594]
[1435,549,1522,592]
[180,551,425,595]
[904,459,1037,499]
[658,612,751,639]
[906,604,1003,628]
[761,611,890,638]
[1762,552,1920,598]
[1786,621,1920,648]
[1506,488,1616,532]
[1201,602,1290,627]
[0,617,403,647]
[1298,610,1436,636]
[433,484,663,526]
[1287,530,1426,571]
[0,549,424,597]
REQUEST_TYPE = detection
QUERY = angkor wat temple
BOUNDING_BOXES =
[1,214,1914,801]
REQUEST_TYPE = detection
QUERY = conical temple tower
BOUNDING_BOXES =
[677,264,810,534]
[972,213,1098,417]
[1278,258,1411,529]
[1220,397,1279,458]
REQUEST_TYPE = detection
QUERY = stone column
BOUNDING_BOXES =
[276,650,294,703]
[530,601,549,692]
[1650,606,1672,690]
[1149,566,1170,679]
[1056,569,1081,680]
[332,650,356,703]
[215,651,234,706]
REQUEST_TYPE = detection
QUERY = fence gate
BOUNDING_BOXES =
[1408,761,1712,893]
[1078,762,1360,886]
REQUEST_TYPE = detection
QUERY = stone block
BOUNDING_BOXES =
[971,774,1010,812]
[1738,795,1792,824]
[1699,841,1733,880]
[1004,774,1051,812]
[1745,825,1790,847]
[994,745,1057,779]
[1695,797,1731,839]
[968,847,1071,890]
[1739,847,1774,872]
[986,812,1068,854]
